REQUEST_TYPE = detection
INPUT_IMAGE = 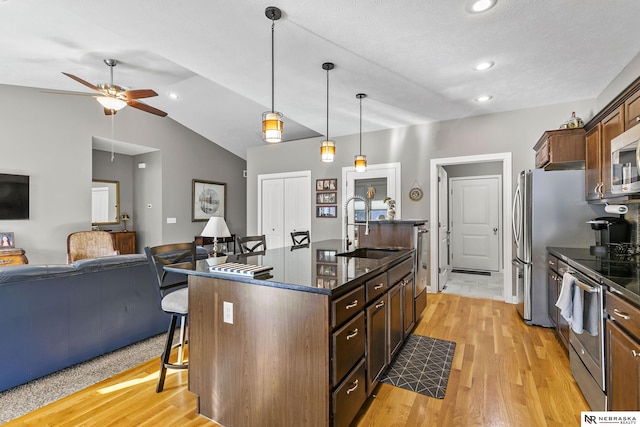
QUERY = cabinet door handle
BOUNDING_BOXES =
[346,379,359,395]
[548,260,553,265]
[375,301,385,309]
[374,283,384,290]
[633,350,640,357]
[636,116,640,122]
[613,308,631,320]
[345,300,358,310]
[346,328,359,341]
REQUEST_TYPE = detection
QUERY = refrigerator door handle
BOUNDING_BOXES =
[512,258,524,268]
[512,183,522,249]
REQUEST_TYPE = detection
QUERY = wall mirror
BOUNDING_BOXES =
[91,180,120,225]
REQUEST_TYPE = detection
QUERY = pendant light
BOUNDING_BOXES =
[262,6,283,143]
[320,62,335,162]
[354,93,367,172]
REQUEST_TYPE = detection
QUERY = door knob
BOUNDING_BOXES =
[493,227,498,234]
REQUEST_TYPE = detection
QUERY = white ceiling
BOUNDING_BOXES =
[2,1,640,159]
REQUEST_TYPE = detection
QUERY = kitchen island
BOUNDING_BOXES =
[165,239,416,427]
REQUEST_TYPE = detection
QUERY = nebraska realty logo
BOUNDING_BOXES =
[582,412,640,426]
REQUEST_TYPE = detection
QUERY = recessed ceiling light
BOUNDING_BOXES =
[466,0,497,13]
[474,61,494,71]
[168,92,179,100]
[475,95,493,103]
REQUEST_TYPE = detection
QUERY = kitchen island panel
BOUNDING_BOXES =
[189,275,330,427]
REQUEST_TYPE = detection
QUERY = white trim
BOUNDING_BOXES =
[257,170,312,237]
[429,152,514,303]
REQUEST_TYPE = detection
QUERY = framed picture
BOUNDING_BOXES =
[317,264,337,277]
[316,249,337,263]
[316,178,337,191]
[0,232,15,248]
[316,179,325,191]
[316,192,336,204]
[316,206,337,218]
[192,179,226,222]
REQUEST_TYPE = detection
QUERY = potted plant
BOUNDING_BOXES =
[383,197,396,220]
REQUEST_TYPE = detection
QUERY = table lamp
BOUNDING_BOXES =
[121,213,130,231]
[201,216,231,256]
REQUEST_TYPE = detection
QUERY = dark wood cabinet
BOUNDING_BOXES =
[547,253,569,352]
[607,319,640,410]
[110,231,136,254]
[402,274,415,336]
[625,89,640,130]
[366,294,387,393]
[533,128,585,170]
[387,284,403,362]
[585,106,625,201]
[332,312,365,387]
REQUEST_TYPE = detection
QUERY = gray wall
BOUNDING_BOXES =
[92,150,135,232]
[0,84,246,264]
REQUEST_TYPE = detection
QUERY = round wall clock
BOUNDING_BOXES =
[409,187,423,201]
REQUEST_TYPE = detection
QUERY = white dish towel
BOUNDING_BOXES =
[556,272,576,324]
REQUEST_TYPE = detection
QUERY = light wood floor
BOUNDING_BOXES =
[6,293,588,427]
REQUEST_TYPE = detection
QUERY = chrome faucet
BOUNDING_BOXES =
[344,195,370,251]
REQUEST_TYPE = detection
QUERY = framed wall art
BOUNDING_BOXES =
[0,232,15,248]
[316,192,336,205]
[192,179,226,222]
[316,206,337,218]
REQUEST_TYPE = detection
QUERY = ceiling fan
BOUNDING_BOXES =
[62,58,167,117]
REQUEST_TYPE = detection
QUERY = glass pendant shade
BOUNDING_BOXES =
[354,154,367,172]
[320,140,335,162]
[96,96,127,111]
[262,111,283,143]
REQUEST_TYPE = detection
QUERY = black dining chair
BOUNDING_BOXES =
[144,242,196,392]
[237,235,267,255]
[290,230,310,248]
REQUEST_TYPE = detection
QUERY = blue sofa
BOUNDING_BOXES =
[0,254,190,392]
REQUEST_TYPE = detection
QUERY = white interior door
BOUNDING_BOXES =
[261,178,285,249]
[450,175,501,272]
[438,166,449,291]
[259,171,311,249]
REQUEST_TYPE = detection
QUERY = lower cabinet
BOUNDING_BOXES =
[607,319,640,410]
[388,284,403,361]
[366,294,387,393]
[402,274,415,336]
[547,253,569,352]
[332,359,367,427]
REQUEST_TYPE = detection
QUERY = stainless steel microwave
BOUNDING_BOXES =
[611,124,640,194]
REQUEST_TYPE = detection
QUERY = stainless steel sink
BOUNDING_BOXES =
[336,248,400,259]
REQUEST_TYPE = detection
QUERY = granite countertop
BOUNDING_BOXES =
[165,239,414,298]
[548,247,640,304]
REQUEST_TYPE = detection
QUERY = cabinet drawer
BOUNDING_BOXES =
[366,272,387,302]
[332,286,365,328]
[332,312,365,387]
[332,358,366,427]
[388,257,413,285]
[607,291,640,339]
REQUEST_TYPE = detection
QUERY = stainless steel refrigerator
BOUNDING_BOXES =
[512,169,600,327]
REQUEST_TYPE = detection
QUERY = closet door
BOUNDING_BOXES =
[261,178,285,249]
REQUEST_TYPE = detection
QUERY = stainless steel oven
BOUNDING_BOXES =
[565,266,606,411]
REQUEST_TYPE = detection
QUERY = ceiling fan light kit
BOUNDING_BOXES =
[61,57,167,117]
[320,62,335,162]
[262,6,283,143]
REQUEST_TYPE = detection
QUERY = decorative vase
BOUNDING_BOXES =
[387,207,396,220]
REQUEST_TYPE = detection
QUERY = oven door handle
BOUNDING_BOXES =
[566,269,600,293]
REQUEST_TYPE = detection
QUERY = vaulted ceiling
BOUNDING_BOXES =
[2,0,640,159]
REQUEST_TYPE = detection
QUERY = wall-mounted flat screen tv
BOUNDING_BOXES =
[0,173,29,220]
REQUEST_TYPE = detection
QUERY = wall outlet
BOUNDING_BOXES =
[167,217,176,224]
[223,301,233,324]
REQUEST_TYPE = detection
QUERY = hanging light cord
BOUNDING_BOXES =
[326,68,330,139]
[271,19,275,113]
[359,96,362,155]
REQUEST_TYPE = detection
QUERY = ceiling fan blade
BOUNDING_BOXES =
[121,89,158,100]
[129,100,167,117]
[62,72,100,92]
[41,90,96,97]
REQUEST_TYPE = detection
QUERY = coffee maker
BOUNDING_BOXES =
[587,216,632,255]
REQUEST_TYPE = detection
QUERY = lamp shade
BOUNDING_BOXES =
[354,154,367,172]
[320,140,335,162]
[201,216,231,238]
[96,96,127,111]
[262,111,283,143]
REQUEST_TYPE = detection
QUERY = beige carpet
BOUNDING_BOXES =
[0,333,166,423]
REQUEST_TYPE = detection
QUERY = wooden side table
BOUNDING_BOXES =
[0,248,28,266]
[111,231,136,254]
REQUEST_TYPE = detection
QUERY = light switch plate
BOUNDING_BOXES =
[223,301,233,324]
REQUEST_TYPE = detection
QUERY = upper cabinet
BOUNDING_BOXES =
[533,128,585,170]
[584,74,640,203]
